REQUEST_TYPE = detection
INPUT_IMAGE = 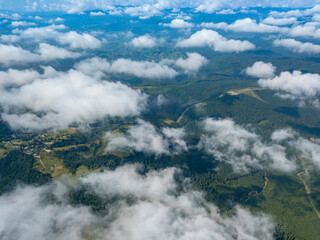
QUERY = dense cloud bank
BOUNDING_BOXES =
[0,164,275,240]
[0,66,148,131]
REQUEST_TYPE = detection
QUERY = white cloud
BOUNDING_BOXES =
[272,128,320,169]
[0,34,21,42]
[90,11,106,16]
[0,69,40,88]
[216,9,236,15]
[273,38,320,54]
[270,4,320,18]
[0,67,147,131]
[0,164,275,240]
[156,94,167,106]
[262,17,297,26]
[292,137,320,168]
[271,128,295,142]
[196,0,225,13]
[124,4,163,19]
[130,34,158,48]
[289,22,320,39]
[258,70,320,105]
[201,18,286,33]
[174,52,208,73]
[313,14,320,22]
[10,21,36,27]
[160,52,208,73]
[3,0,318,13]
[106,119,188,156]
[111,58,178,79]
[163,19,194,28]
[36,43,83,60]
[54,17,65,22]
[75,57,178,79]
[200,118,296,173]
[0,43,82,65]
[176,29,255,53]
[245,61,276,78]
[7,25,102,50]
[0,43,39,65]
[77,53,206,77]
[11,24,66,41]
[58,31,102,49]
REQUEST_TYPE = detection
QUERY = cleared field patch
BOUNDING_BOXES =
[35,152,70,177]
[53,143,89,151]
[163,119,175,125]
[226,88,267,103]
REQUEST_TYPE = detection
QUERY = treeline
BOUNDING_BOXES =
[51,134,88,148]
[54,146,122,173]
[0,149,51,194]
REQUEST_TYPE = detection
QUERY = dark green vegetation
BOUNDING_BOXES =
[0,149,51,194]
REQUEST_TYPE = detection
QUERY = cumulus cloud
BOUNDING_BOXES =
[273,38,320,54]
[271,128,320,169]
[0,43,82,65]
[54,17,65,22]
[216,9,236,15]
[262,17,297,26]
[6,25,102,49]
[200,18,286,33]
[11,24,66,41]
[245,61,276,78]
[176,29,255,53]
[0,43,39,65]
[288,22,320,39]
[36,43,83,60]
[111,58,178,79]
[173,52,208,73]
[75,56,185,79]
[58,31,102,49]
[130,34,158,48]
[195,0,226,13]
[200,118,296,174]
[106,119,188,156]
[0,164,275,240]
[125,6,160,19]
[163,19,194,28]
[0,34,21,42]
[271,128,296,143]
[4,0,319,13]
[313,14,320,22]
[270,4,320,18]
[258,70,320,106]
[10,21,36,27]
[90,11,106,16]
[0,67,147,131]
[161,52,208,73]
